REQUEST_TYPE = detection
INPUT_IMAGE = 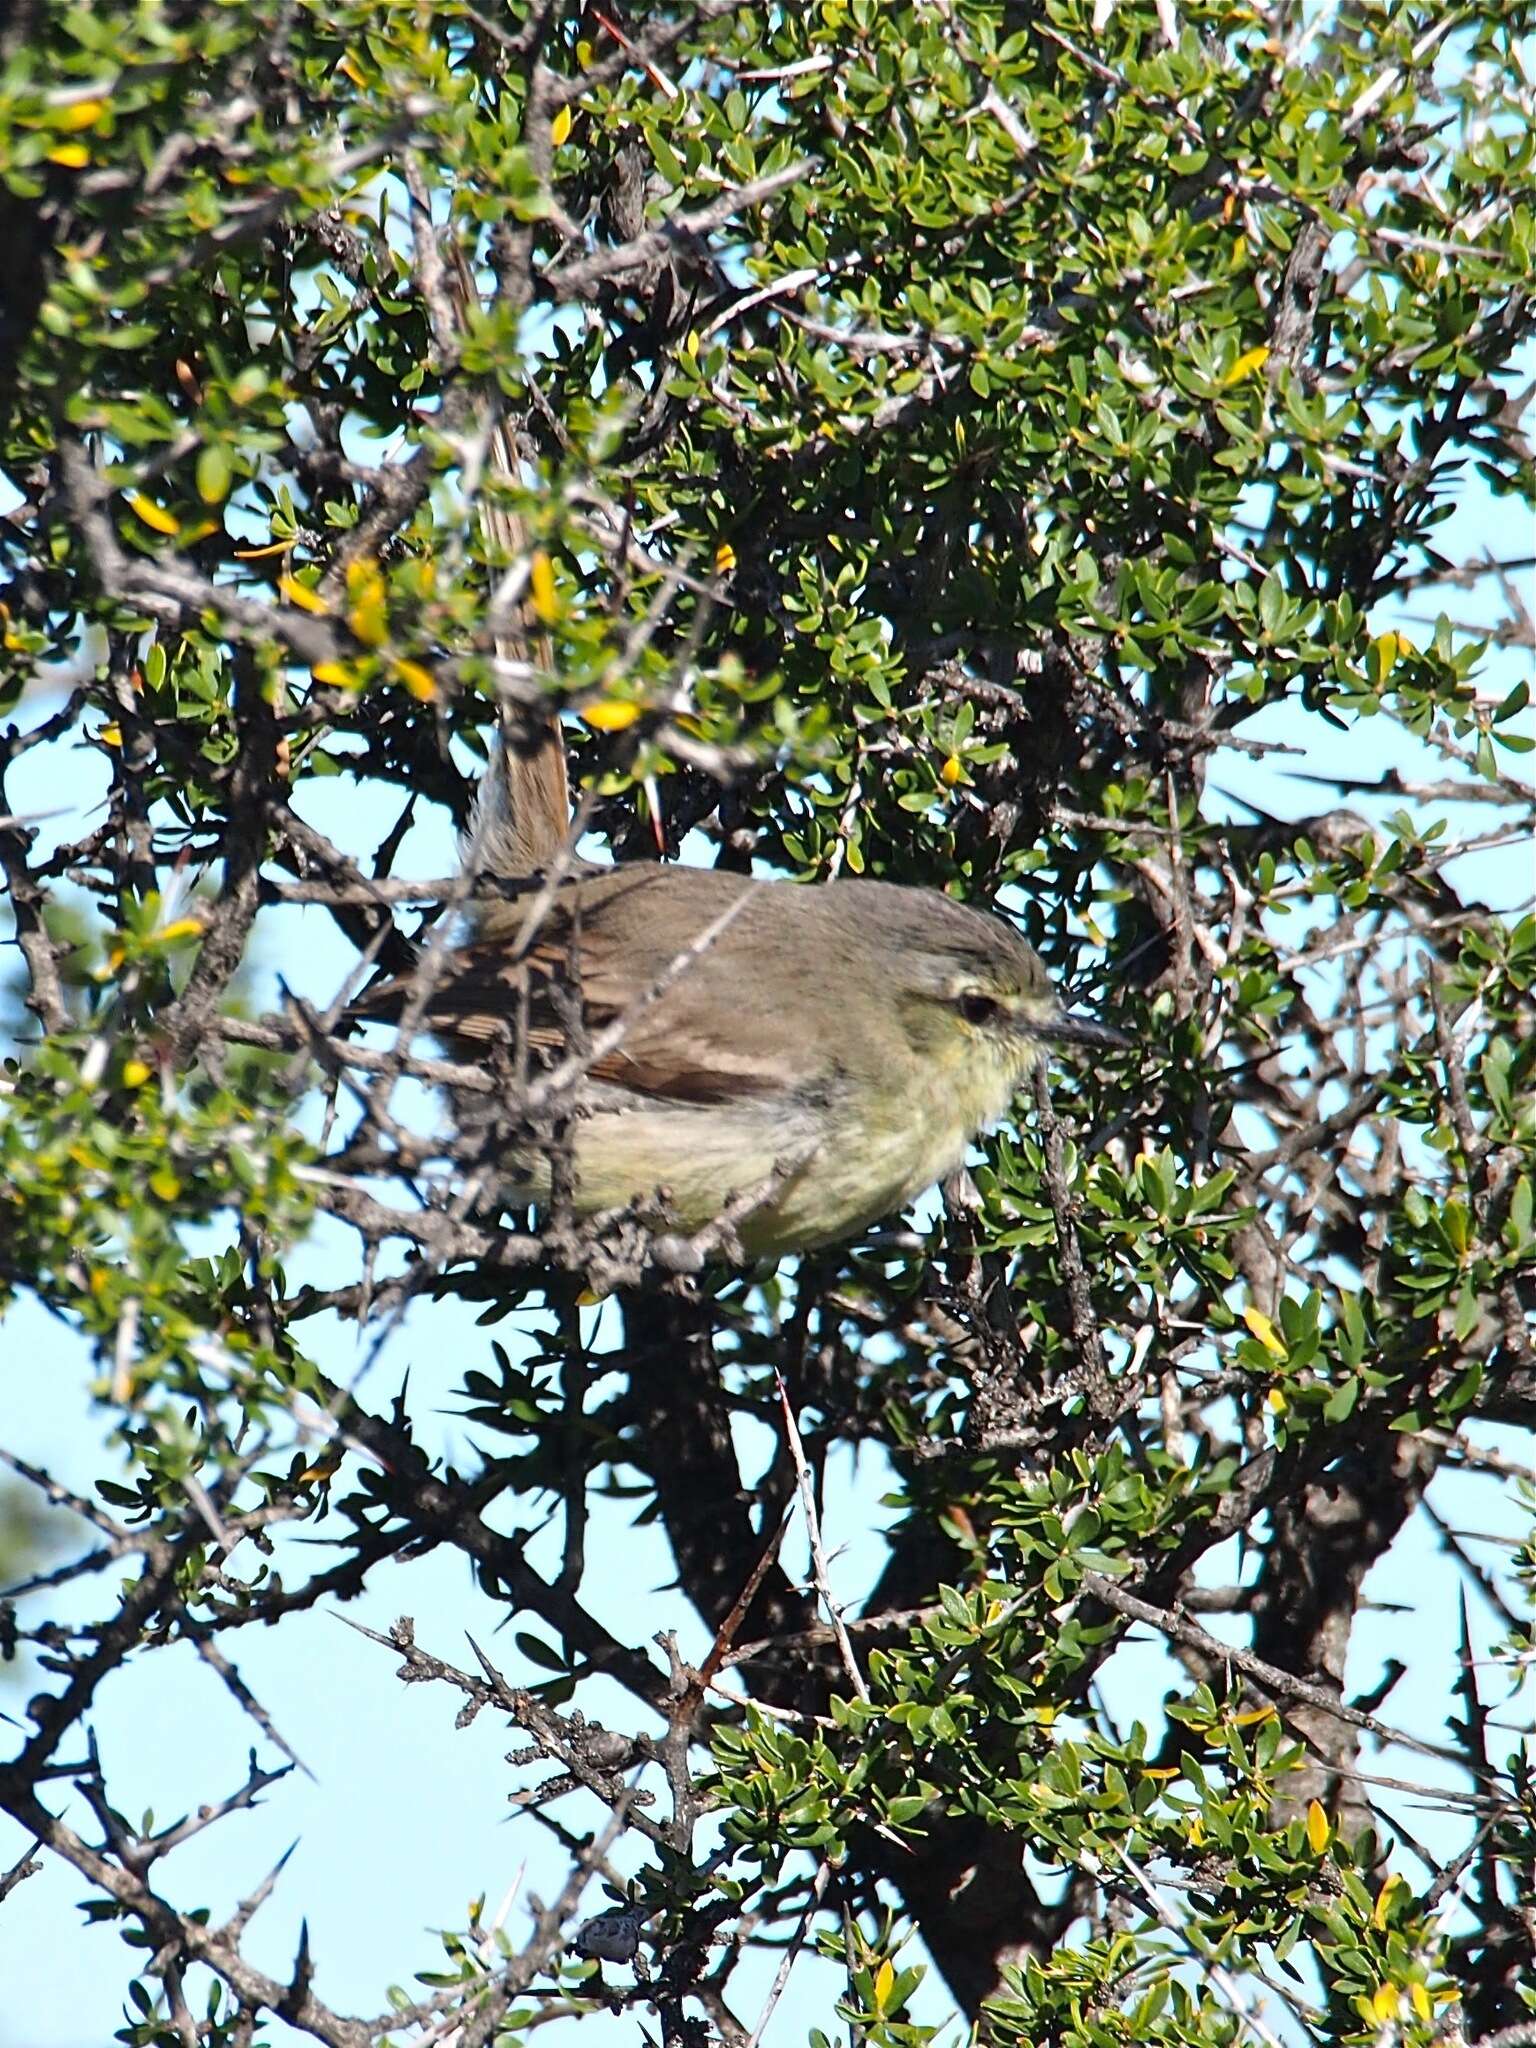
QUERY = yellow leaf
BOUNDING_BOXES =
[940,753,963,787]
[872,1959,895,2013]
[1187,1814,1205,1847]
[394,659,438,701]
[1305,1800,1330,1853]
[576,38,594,68]
[98,723,122,748]
[581,698,641,732]
[233,539,290,559]
[684,329,700,358]
[345,559,387,645]
[550,103,573,146]
[46,142,90,167]
[121,1058,151,1088]
[1373,1873,1405,1929]
[310,661,357,687]
[528,549,561,624]
[338,53,366,87]
[714,541,737,573]
[149,1167,182,1202]
[1230,1704,1276,1727]
[1222,344,1270,386]
[126,493,180,536]
[279,574,329,615]
[156,917,205,945]
[346,597,385,645]
[1265,1386,1287,1413]
[1369,631,1401,686]
[1410,1983,1432,2022]
[1368,1985,1401,2024]
[52,98,108,130]
[1242,1306,1285,1356]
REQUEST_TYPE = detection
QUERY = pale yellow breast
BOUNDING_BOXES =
[509,1034,1033,1257]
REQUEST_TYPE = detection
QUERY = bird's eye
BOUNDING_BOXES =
[957,990,1001,1027]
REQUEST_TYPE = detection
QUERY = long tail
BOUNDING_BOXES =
[464,738,555,887]
[445,238,572,878]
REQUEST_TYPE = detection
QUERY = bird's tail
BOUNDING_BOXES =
[466,731,575,886]
[443,235,573,881]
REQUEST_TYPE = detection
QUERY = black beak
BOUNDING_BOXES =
[1048,1010,1133,1054]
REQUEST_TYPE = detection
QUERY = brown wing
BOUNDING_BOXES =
[354,866,817,1104]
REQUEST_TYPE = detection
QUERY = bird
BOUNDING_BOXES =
[356,748,1124,1260]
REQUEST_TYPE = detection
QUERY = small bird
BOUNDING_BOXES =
[360,757,1124,1259]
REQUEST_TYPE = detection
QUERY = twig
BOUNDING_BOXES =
[1106,1843,1291,2048]
[774,1375,868,1703]
[744,1859,832,2048]
[1081,1570,1481,1769]
[696,1504,796,1688]
[1031,1068,1116,1423]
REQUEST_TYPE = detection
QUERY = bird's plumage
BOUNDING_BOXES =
[422,863,1046,1095]
[354,860,1064,1253]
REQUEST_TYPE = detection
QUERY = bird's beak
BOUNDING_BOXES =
[1048,1009,1133,1053]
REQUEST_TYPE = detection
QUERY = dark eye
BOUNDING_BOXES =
[957,990,1001,1027]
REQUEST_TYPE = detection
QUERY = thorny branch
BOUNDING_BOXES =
[1,3,1531,2040]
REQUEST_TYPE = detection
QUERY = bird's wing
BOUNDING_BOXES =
[361,867,818,1105]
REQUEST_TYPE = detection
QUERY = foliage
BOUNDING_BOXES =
[0,3,1532,2046]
